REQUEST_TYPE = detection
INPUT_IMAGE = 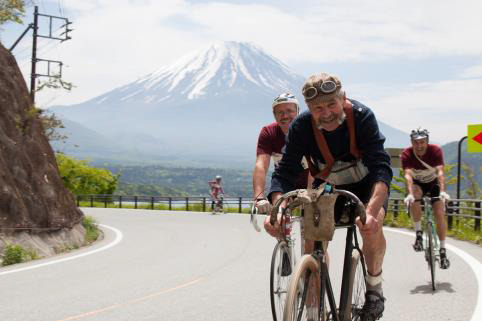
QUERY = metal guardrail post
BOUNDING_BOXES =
[475,201,481,232]
[134,196,138,209]
[90,195,93,208]
[203,197,206,212]
[169,197,172,210]
[104,196,107,208]
[119,195,122,208]
[393,199,399,218]
[151,196,154,210]
[238,197,242,213]
[186,197,189,211]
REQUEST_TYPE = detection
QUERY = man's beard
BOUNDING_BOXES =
[316,111,346,129]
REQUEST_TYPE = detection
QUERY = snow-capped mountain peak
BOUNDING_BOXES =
[92,41,303,104]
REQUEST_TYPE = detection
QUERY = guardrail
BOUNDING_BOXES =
[76,195,481,232]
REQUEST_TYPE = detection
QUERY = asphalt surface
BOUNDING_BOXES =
[0,208,480,321]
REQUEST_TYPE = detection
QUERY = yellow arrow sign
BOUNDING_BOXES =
[468,124,482,153]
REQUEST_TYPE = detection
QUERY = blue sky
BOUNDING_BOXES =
[1,0,482,145]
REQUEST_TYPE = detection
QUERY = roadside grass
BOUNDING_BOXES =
[1,243,39,266]
[82,215,100,244]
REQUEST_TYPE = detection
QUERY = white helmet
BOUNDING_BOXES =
[272,93,299,111]
[215,175,222,180]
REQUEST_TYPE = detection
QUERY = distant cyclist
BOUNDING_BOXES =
[209,175,225,212]
[253,93,310,213]
[401,128,451,269]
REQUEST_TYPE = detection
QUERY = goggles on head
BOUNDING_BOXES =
[302,80,340,101]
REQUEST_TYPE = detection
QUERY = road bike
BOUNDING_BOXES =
[410,196,441,292]
[269,184,368,321]
[212,194,225,214]
[251,205,304,321]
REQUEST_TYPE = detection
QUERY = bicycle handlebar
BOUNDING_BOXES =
[269,188,366,226]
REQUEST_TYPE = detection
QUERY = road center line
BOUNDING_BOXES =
[55,278,203,321]
[0,224,123,276]
[384,227,482,321]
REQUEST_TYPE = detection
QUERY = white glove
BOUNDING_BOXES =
[256,199,271,214]
[439,191,451,202]
[404,194,415,206]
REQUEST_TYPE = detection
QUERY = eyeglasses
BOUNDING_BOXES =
[274,109,297,116]
[302,80,340,101]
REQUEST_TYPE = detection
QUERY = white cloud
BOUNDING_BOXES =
[6,0,482,145]
[351,78,482,144]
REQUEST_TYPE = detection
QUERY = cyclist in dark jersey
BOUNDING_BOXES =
[266,73,392,321]
[401,128,451,269]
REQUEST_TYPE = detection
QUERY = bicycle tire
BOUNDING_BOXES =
[283,254,321,321]
[270,241,291,321]
[345,249,366,321]
[427,222,436,291]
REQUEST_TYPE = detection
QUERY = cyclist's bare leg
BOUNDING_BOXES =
[432,200,447,241]
[409,185,423,223]
[360,207,386,280]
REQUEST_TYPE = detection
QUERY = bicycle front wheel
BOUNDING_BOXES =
[283,254,321,321]
[345,249,366,321]
[427,222,436,291]
[270,241,292,321]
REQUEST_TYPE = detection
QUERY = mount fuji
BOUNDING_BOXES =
[50,41,408,167]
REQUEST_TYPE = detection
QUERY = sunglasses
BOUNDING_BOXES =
[302,80,340,101]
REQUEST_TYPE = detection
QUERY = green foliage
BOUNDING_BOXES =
[56,153,119,195]
[0,0,24,25]
[82,216,100,244]
[1,243,38,266]
[39,110,67,142]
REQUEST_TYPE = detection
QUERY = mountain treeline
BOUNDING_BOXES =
[97,164,254,197]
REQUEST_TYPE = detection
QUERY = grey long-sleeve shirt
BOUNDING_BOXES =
[269,99,393,198]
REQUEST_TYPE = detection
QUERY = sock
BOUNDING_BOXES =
[414,221,422,231]
[366,271,383,295]
[440,240,445,249]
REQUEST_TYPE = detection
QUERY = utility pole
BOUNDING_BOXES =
[9,5,73,104]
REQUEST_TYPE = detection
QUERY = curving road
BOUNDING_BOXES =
[0,208,480,321]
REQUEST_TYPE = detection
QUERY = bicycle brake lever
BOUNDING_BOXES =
[250,205,261,232]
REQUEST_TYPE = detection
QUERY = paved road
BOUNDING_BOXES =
[0,208,480,321]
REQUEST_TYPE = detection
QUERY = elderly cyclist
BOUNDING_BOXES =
[253,93,310,212]
[264,72,392,321]
[401,128,450,269]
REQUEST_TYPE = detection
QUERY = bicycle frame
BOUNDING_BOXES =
[307,224,365,321]
[271,186,368,321]
[422,196,440,255]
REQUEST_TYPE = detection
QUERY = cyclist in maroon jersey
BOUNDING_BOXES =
[401,128,451,269]
[208,175,225,212]
[253,93,310,213]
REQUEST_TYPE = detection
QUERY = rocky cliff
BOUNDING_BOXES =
[0,42,85,257]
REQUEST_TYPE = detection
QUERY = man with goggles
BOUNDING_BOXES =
[253,93,310,214]
[264,73,392,321]
[401,128,451,269]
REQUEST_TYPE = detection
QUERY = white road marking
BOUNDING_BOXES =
[0,224,123,276]
[384,227,482,321]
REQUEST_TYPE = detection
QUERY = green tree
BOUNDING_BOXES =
[0,0,25,25]
[56,153,119,195]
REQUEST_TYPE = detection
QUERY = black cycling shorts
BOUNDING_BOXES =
[413,179,441,203]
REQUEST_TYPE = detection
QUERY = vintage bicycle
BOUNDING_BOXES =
[269,184,368,321]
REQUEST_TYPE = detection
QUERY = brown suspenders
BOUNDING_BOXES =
[305,104,361,180]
